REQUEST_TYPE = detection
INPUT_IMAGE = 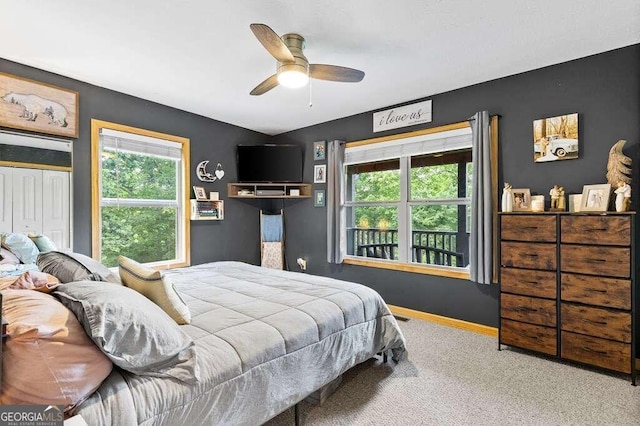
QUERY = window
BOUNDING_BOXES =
[344,125,472,273]
[91,120,190,268]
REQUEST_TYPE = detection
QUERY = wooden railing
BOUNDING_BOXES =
[349,228,466,267]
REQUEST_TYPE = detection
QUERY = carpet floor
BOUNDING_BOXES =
[265,317,640,425]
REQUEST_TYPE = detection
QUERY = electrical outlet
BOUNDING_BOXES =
[296,258,307,271]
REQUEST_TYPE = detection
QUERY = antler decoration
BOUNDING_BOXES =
[606,140,632,185]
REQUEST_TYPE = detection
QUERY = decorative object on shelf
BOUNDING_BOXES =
[192,185,207,200]
[314,164,326,183]
[190,200,223,220]
[580,183,611,212]
[531,195,545,212]
[501,183,513,212]
[614,181,632,212]
[0,71,79,138]
[196,160,224,182]
[606,140,632,185]
[314,190,325,207]
[313,141,326,161]
[533,113,578,163]
[289,189,300,196]
[549,185,566,211]
[568,194,582,213]
[511,188,531,212]
[227,183,311,198]
[209,192,219,201]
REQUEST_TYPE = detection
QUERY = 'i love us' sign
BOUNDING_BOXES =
[373,100,432,132]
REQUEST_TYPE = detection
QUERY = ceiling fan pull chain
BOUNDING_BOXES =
[309,79,313,108]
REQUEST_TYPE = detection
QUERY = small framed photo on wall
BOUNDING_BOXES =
[314,190,325,207]
[314,164,326,183]
[313,141,326,161]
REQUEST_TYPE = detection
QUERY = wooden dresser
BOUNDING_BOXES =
[499,212,636,384]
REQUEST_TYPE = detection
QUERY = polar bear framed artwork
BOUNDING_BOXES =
[0,72,78,138]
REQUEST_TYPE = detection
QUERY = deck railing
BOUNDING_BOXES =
[349,227,466,267]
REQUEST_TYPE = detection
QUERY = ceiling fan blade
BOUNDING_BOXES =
[309,64,365,82]
[250,74,279,96]
[250,23,295,63]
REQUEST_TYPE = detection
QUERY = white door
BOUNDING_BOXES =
[42,170,70,250]
[0,167,12,232]
[12,168,43,234]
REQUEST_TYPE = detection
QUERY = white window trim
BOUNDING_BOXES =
[344,125,472,271]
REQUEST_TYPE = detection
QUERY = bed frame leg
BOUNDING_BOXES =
[294,403,300,426]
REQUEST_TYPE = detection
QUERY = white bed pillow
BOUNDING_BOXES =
[1,233,39,264]
[118,255,191,325]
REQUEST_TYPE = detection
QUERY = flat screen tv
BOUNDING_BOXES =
[236,144,303,183]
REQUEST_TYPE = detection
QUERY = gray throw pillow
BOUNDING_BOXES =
[37,251,121,284]
[54,281,199,384]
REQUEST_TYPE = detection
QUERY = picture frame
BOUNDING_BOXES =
[530,195,545,212]
[313,141,326,161]
[511,188,531,211]
[533,113,579,163]
[0,71,79,138]
[193,185,207,200]
[580,184,611,212]
[314,190,325,207]
[314,164,326,183]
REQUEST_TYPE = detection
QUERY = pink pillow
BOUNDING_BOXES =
[0,248,20,265]
[0,289,113,412]
[9,271,60,293]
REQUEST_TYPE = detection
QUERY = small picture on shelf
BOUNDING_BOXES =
[193,185,207,200]
[580,184,611,212]
[511,188,531,212]
[314,165,326,183]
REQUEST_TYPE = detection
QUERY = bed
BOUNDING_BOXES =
[30,261,406,425]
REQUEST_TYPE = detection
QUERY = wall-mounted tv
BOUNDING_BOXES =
[236,144,303,183]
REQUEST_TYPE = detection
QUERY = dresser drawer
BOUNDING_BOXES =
[560,245,630,278]
[561,303,631,343]
[561,331,631,374]
[561,273,631,310]
[501,215,556,242]
[561,215,631,246]
[501,293,556,326]
[501,242,556,270]
[501,267,556,299]
[501,319,557,355]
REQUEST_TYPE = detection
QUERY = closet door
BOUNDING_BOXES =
[42,170,70,250]
[0,167,12,232]
[12,168,43,234]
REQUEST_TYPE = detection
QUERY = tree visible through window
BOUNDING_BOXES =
[344,127,472,269]
[91,120,189,268]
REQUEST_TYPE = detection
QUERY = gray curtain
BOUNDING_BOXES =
[469,111,492,284]
[327,140,346,263]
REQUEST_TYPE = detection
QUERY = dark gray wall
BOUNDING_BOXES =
[0,58,271,265]
[2,44,639,328]
[273,44,640,327]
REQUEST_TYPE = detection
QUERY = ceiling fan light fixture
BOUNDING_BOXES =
[277,67,309,88]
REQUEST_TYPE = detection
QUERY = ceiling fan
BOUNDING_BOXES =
[249,23,365,96]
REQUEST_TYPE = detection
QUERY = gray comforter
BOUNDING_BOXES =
[75,261,406,425]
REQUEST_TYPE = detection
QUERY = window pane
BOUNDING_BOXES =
[102,150,177,200]
[347,206,398,260]
[347,160,400,202]
[466,162,473,197]
[411,205,469,267]
[101,206,177,267]
[410,162,458,199]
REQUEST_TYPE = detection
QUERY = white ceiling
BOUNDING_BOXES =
[2,1,639,135]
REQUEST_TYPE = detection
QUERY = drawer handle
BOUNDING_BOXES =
[518,332,536,340]
[586,288,607,294]
[523,254,539,257]
[581,346,608,355]
[586,319,608,326]
[585,258,607,263]
[515,306,538,313]
[586,228,607,232]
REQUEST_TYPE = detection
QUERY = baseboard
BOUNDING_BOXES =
[387,305,498,337]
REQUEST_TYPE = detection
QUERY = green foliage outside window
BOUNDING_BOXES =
[101,151,179,267]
